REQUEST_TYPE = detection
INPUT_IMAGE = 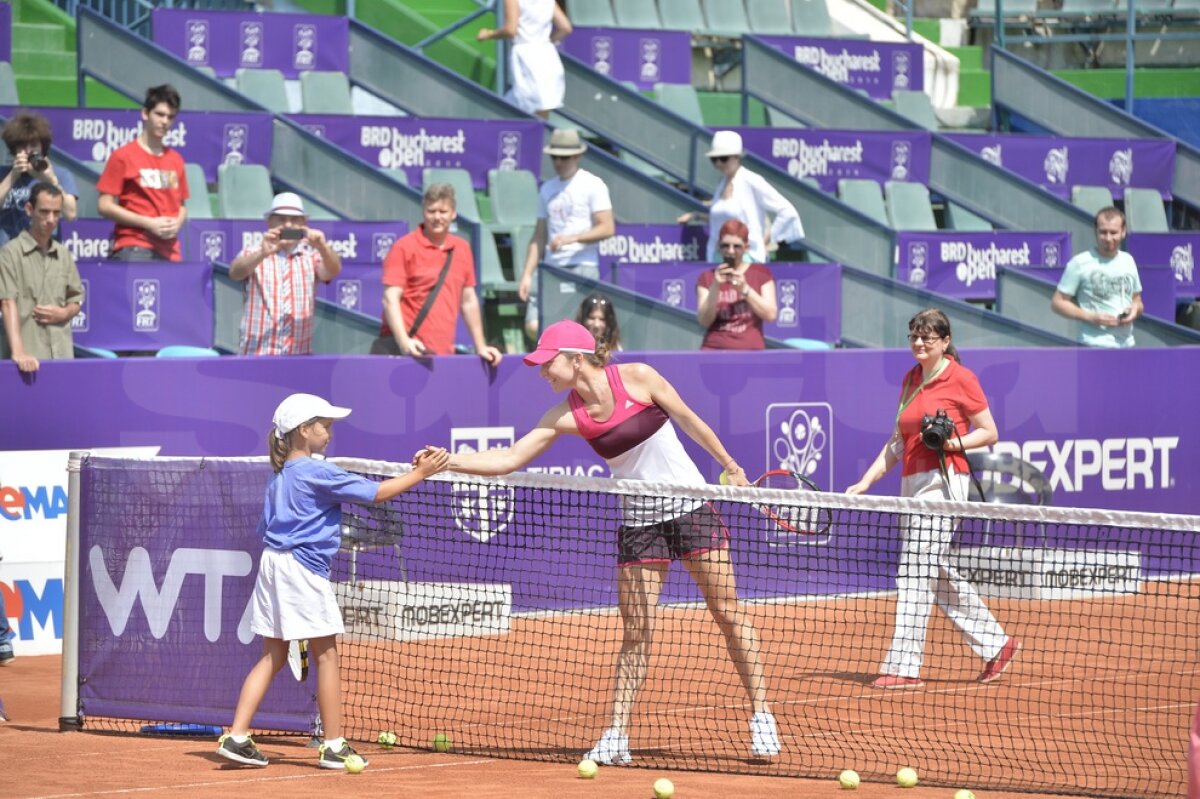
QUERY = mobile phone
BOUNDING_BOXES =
[1118,310,1130,320]
[280,228,305,241]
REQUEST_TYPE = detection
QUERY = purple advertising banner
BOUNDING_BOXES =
[152,9,348,79]
[945,133,1177,200]
[560,27,691,90]
[1,106,273,183]
[0,4,11,64]
[72,261,213,350]
[598,224,709,275]
[181,219,409,264]
[290,115,544,190]
[733,128,931,192]
[59,219,117,260]
[1127,232,1197,299]
[895,231,1072,300]
[2,349,1193,516]
[613,261,841,343]
[758,35,923,99]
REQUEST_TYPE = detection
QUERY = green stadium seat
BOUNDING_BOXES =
[218,163,274,219]
[613,0,663,27]
[701,0,752,35]
[969,0,1038,16]
[658,0,707,31]
[789,0,835,35]
[1123,187,1169,233]
[422,167,484,223]
[0,63,18,105]
[235,68,289,114]
[746,0,794,33]
[571,0,617,26]
[653,83,705,125]
[478,228,519,295]
[1071,185,1115,217]
[487,169,540,228]
[184,163,213,220]
[300,71,353,115]
[885,181,938,231]
[944,201,995,231]
[838,179,888,226]
[892,90,939,131]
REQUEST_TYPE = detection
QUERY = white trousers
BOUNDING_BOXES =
[880,469,1008,679]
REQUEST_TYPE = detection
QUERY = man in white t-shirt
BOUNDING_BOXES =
[519,128,614,339]
[1051,206,1143,348]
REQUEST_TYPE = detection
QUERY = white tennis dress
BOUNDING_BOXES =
[506,0,565,114]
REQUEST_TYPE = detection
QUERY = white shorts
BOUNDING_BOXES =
[249,548,345,641]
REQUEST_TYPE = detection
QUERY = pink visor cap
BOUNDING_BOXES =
[523,320,597,366]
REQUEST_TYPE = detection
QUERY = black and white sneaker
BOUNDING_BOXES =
[318,740,367,770]
[216,734,268,767]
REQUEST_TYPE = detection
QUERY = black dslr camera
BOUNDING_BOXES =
[920,409,956,450]
[26,149,48,172]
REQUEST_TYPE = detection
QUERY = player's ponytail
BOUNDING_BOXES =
[268,428,290,472]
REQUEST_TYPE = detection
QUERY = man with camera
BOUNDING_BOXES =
[0,112,79,247]
[228,192,342,355]
[847,308,1019,691]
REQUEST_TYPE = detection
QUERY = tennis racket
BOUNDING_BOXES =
[736,469,832,537]
[287,639,309,681]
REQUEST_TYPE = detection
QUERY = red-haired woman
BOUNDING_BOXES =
[695,219,777,350]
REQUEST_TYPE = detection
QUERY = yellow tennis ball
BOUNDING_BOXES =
[719,470,730,485]
[376,731,397,747]
[344,754,365,774]
[577,758,598,779]
[653,777,675,799]
[838,769,861,789]
[431,733,451,753]
[954,791,976,799]
[896,767,919,788]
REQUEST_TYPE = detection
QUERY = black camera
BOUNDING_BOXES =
[26,149,48,172]
[920,409,956,450]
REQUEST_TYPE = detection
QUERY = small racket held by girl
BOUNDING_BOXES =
[723,469,833,536]
[287,638,309,681]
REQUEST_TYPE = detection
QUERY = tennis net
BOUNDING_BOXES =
[66,454,1198,797]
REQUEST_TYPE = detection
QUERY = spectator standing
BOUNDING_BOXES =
[1051,206,1143,348]
[575,291,622,352]
[0,183,82,372]
[96,84,189,261]
[0,112,79,246]
[696,219,777,350]
[228,192,342,356]
[520,128,614,340]
[678,130,804,264]
[372,183,502,364]
[477,0,572,119]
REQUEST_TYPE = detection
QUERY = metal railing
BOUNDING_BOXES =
[54,0,248,37]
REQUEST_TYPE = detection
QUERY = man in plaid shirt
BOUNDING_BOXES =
[229,192,342,355]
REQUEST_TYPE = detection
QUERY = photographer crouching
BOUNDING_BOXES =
[847,308,1020,690]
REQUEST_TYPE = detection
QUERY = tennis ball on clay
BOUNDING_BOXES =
[577,758,599,779]
[376,731,397,747]
[653,777,675,799]
[896,767,919,788]
[954,791,976,799]
[838,768,861,789]
[344,754,366,774]
[431,733,452,753]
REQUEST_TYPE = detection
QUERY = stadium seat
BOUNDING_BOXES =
[1071,185,1115,217]
[885,181,938,231]
[75,345,119,359]
[746,0,794,33]
[784,337,832,350]
[892,90,939,131]
[701,0,753,35]
[1057,0,1116,14]
[571,0,617,26]
[612,0,663,27]
[195,65,217,79]
[75,180,101,218]
[765,105,807,128]
[1123,187,1169,233]
[658,0,708,31]
[155,345,221,358]
[838,179,888,226]
[0,62,18,105]
[789,0,835,35]
[944,201,994,231]
[422,167,484,223]
[184,163,213,220]
[300,70,354,115]
[653,83,706,125]
[487,169,540,229]
[235,68,289,113]
[478,228,519,295]
[218,163,274,219]
[969,0,1038,16]
[381,168,409,185]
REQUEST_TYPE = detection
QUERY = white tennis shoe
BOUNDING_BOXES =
[750,711,781,757]
[586,727,632,765]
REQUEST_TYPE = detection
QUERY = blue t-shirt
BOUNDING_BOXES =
[0,167,80,247]
[257,458,380,578]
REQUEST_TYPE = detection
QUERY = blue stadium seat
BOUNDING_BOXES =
[156,345,221,358]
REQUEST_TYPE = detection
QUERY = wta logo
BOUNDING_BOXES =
[450,427,515,543]
[764,403,833,490]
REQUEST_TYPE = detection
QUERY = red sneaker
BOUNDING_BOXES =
[978,638,1021,683]
[871,674,924,689]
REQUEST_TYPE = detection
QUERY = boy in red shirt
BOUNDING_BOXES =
[97,84,189,261]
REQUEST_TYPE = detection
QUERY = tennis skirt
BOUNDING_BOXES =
[249,548,345,641]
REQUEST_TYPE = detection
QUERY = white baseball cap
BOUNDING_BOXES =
[266,191,307,218]
[272,393,352,438]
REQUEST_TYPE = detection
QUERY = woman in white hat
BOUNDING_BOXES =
[677,130,804,264]
[478,0,572,119]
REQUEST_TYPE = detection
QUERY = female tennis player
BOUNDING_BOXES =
[446,320,780,763]
[847,309,1019,689]
[217,393,448,769]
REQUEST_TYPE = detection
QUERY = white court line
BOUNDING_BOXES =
[27,758,495,799]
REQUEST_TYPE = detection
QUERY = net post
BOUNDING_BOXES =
[58,450,88,732]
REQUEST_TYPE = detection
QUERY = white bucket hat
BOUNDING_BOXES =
[272,393,351,437]
[706,130,744,159]
[266,191,307,218]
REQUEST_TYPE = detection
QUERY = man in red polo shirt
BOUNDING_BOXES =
[372,183,502,364]
[97,84,189,261]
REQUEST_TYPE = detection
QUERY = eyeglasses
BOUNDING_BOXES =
[710,155,734,164]
[906,334,944,345]
[718,242,745,250]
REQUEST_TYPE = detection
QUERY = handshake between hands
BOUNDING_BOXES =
[412,446,451,477]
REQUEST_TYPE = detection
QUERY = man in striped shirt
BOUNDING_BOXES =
[229,192,342,355]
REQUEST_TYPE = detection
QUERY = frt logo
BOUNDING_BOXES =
[1,578,63,640]
[0,484,68,521]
